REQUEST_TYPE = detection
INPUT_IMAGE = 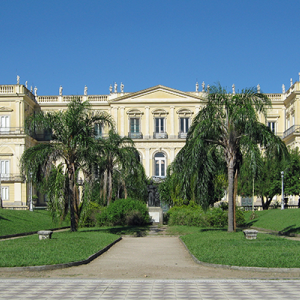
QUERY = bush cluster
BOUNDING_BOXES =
[97,198,150,226]
[167,204,245,228]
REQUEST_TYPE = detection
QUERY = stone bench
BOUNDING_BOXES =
[243,229,258,240]
[37,230,53,240]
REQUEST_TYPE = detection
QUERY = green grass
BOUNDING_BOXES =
[181,228,300,268]
[0,209,69,236]
[244,209,300,234]
[0,228,119,267]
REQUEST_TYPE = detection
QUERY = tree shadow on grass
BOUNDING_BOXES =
[80,225,150,236]
[199,228,227,232]
[278,225,300,236]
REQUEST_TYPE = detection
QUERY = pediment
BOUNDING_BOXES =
[0,106,13,112]
[109,85,203,104]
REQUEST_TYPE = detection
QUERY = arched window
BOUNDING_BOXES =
[154,152,166,177]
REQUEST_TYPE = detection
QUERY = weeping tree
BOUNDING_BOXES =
[93,129,147,205]
[20,98,113,231]
[188,85,287,231]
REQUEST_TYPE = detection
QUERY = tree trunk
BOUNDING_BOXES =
[227,165,235,232]
[68,162,78,232]
[107,167,113,206]
[233,169,238,231]
[122,179,127,199]
[103,171,107,204]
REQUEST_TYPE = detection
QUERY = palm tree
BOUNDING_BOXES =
[183,85,287,231]
[20,98,113,231]
[94,129,147,205]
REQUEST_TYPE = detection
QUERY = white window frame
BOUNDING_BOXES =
[155,117,165,133]
[180,117,190,133]
[130,117,140,133]
[0,115,10,133]
[154,152,166,177]
[267,121,276,134]
[1,186,9,200]
[0,160,10,179]
[94,123,102,139]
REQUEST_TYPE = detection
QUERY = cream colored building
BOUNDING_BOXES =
[0,77,300,208]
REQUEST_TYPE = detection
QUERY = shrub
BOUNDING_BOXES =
[97,198,150,226]
[79,201,102,227]
[167,205,209,227]
[236,208,246,227]
[206,207,227,227]
[166,204,246,228]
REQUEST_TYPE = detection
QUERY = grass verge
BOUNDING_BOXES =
[176,227,300,268]
[244,209,300,234]
[0,209,69,236]
[0,228,119,267]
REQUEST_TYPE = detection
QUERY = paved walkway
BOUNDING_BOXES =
[1,279,300,299]
[1,228,300,299]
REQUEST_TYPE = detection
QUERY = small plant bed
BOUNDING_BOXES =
[180,228,300,268]
[0,210,69,237]
[244,209,300,235]
[0,228,119,267]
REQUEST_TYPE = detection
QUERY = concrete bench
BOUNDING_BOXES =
[243,229,258,240]
[37,230,53,240]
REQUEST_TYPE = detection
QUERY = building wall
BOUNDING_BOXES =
[1,80,300,208]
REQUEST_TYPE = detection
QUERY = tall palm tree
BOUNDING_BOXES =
[94,130,147,205]
[183,85,287,231]
[20,98,113,231]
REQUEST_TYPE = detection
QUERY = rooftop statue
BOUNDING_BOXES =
[59,85,63,96]
[84,85,88,95]
[17,75,20,85]
[120,82,124,93]
[114,82,117,93]
[232,84,235,95]
[202,81,205,92]
[195,82,199,92]
[257,84,260,93]
[282,84,286,93]
[109,85,113,94]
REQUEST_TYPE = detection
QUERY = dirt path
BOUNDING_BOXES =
[1,234,300,279]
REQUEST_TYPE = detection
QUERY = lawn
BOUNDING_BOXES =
[244,209,300,234]
[0,228,120,267]
[0,209,69,236]
[179,227,300,268]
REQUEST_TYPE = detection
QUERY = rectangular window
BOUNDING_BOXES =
[0,116,9,132]
[94,123,102,139]
[155,118,164,133]
[130,118,140,133]
[0,160,9,179]
[268,122,276,133]
[180,118,189,133]
[1,186,8,200]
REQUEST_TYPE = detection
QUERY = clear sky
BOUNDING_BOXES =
[1,0,299,95]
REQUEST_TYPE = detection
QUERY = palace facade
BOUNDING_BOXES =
[0,76,300,208]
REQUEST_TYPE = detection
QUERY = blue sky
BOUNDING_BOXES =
[1,0,299,95]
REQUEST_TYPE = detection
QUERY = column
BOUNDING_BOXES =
[145,107,150,139]
[170,106,175,138]
[113,107,118,132]
[170,147,175,162]
[195,105,200,116]
[120,106,125,137]
[145,148,150,177]
[15,100,20,131]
